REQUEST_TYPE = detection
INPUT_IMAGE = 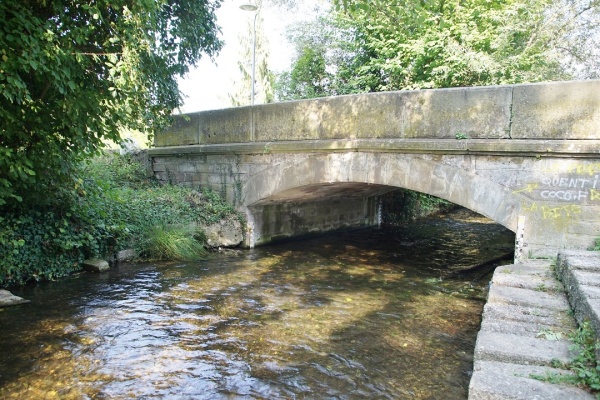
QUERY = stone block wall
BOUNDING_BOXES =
[248,197,379,246]
[152,153,246,207]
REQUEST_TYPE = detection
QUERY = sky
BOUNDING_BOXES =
[177,0,325,113]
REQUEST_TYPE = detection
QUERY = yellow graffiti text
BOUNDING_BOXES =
[541,205,582,220]
[523,202,538,212]
[543,163,600,176]
[513,183,539,194]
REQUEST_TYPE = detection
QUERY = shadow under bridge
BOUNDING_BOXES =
[247,182,396,246]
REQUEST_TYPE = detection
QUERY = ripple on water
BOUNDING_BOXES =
[0,208,514,399]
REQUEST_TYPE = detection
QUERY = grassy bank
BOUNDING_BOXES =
[0,152,240,287]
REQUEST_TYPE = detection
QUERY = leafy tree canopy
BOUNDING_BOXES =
[277,0,599,100]
[0,0,223,207]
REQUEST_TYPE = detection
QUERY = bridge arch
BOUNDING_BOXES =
[242,152,521,248]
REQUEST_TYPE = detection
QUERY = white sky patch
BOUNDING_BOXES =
[177,1,297,113]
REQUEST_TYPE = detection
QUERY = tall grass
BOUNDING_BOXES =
[137,224,208,261]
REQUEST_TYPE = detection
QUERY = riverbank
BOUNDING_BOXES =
[469,251,600,399]
[0,151,242,288]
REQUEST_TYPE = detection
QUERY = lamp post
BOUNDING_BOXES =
[239,2,258,106]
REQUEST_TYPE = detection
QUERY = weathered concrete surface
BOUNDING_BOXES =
[511,80,600,139]
[151,80,600,255]
[470,361,592,400]
[158,80,600,146]
[0,290,30,307]
[82,258,110,272]
[468,260,594,399]
[149,147,600,256]
[248,183,390,246]
[556,250,600,340]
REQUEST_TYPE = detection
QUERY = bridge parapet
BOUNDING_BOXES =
[157,80,600,146]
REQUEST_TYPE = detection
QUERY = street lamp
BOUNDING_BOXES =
[239,2,258,106]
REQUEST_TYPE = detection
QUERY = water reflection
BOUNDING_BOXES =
[0,208,514,399]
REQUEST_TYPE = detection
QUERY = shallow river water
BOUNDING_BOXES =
[0,208,514,399]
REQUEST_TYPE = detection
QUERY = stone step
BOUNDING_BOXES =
[491,273,562,292]
[487,284,571,310]
[474,330,573,366]
[557,251,600,272]
[480,313,572,337]
[556,250,600,359]
[494,261,554,277]
[468,260,595,399]
[469,361,594,400]
[482,302,573,329]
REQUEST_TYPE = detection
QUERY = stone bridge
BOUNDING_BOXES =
[148,80,600,259]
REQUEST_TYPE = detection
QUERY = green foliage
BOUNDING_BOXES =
[337,0,568,90]
[82,152,150,190]
[277,46,332,100]
[0,0,223,207]
[531,321,600,396]
[381,189,453,225]
[569,321,600,392]
[78,153,238,251]
[0,153,239,287]
[0,211,109,286]
[592,238,600,251]
[536,328,564,341]
[275,13,366,100]
[278,0,599,100]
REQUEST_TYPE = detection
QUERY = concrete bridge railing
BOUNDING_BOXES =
[157,79,600,145]
[149,80,600,258]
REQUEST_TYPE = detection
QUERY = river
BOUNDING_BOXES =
[0,208,514,399]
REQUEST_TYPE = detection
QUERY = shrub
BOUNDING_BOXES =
[0,211,111,286]
[0,152,240,287]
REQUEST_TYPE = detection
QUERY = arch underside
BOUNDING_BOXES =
[242,152,521,247]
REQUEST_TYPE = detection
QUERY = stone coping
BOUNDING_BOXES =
[157,80,600,146]
[148,138,600,158]
[556,250,600,341]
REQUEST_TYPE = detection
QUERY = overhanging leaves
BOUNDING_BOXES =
[0,0,223,208]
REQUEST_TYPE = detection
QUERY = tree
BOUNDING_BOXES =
[0,0,223,207]
[275,12,362,100]
[277,46,331,100]
[278,0,599,99]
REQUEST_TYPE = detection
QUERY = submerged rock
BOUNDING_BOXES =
[82,258,110,272]
[0,290,30,307]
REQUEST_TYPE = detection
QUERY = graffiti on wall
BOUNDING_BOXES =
[512,162,600,221]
